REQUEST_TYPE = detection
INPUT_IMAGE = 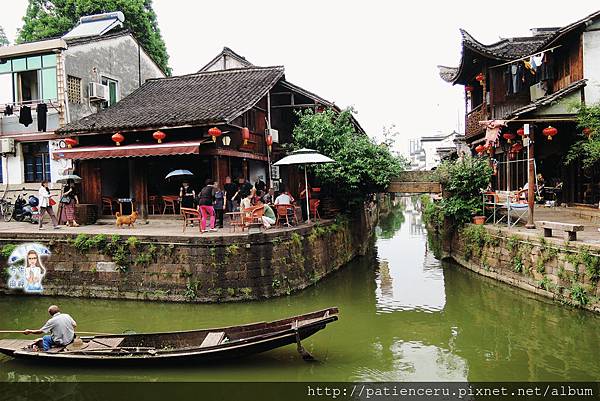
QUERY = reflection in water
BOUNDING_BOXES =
[2,197,600,383]
[376,197,445,313]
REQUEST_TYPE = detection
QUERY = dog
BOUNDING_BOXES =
[115,211,139,228]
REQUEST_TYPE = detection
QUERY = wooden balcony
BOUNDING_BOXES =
[465,104,487,139]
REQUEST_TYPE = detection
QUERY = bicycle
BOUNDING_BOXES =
[0,198,13,222]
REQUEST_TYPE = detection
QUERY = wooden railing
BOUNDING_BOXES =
[465,104,486,139]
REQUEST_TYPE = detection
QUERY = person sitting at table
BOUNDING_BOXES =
[274,185,294,205]
[240,192,253,213]
[255,198,276,229]
[262,188,275,205]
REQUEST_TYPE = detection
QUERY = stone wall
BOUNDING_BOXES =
[445,224,600,313]
[0,214,373,302]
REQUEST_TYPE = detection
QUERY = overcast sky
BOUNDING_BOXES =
[2,1,599,156]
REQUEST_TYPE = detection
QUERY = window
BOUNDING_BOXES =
[23,142,51,183]
[67,75,82,104]
[0,54,57,103]
[242,109,257,132]
[101,76,118,108]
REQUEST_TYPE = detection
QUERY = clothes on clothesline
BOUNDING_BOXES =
[36,103,47,132]
[3,105,13,116]
[19,106,32,127]
[503,50,554,95]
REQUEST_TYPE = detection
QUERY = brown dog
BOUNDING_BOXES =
[115,211,138,228]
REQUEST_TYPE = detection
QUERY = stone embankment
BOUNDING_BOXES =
[444,224,600,313]
[0,210,375,302]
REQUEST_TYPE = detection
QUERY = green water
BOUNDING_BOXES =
[1,197,600,382]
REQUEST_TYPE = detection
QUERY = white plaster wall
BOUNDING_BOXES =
[421,141,440,170]
[583,30,600,105]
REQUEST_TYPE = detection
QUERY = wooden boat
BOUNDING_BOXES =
[0,307,338,364]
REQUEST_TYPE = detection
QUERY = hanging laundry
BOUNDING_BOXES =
[515,63,525,93]
[36,103,47,132]
[504,66,513,95]
[19,106,33,127]
[479,120,508,146]
[511,64,519,94]
[3,105,13,116]
[539,52,555,82]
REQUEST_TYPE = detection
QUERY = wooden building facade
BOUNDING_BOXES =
[439,10,600,205]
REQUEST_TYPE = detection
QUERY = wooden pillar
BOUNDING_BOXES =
[131,159,148,220]
[79,160,102,208]
[526,124,535,229]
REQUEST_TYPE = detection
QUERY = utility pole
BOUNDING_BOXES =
[525,123,535,229]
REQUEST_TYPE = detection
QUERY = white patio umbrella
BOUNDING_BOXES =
[273,148,335,223]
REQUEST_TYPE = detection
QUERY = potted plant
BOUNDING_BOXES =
[472,215,485,225]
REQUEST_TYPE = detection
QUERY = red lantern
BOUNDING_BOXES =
[503,132,516,143]
[465,85,475,92]
[112,132,124,146]
[583,127,592,137]
[475,73,485,82]
[64,138,77,149]
[153,130,166,144]
[511,143,523,153]
[208,127,222,142]
[517,127,525,137]
[542,125,558,141]
[241,127,250,145]
[475,145,485,154]
[265,134,273,152]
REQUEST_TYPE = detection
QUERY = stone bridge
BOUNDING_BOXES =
[387,171,442,193]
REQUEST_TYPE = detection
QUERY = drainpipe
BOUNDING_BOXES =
[525,123,535,229]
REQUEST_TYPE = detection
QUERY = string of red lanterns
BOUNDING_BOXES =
[64,138,77,148]
[541,126,558,141]
[265,133,273,152]
[241,127,250,145]
[208,127,222,142]
[112,132,124,146]
[153,130,166,144]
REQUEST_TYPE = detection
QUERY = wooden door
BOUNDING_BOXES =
[78,160,101,207]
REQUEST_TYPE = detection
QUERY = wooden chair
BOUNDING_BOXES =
[149,195,162,215]
[101,196,115,216]
[162,195,178,214]
[275,204,293,227]
[309,199,320,220]
[181,207,202,233]
[249,205,265,225]
[228,211,245,232]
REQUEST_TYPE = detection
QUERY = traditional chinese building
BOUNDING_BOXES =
[439,10,600,205]
[56,47,364,217]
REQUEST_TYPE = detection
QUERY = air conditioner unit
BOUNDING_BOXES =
[530,82,547,102]
[0,138,15,154]
[88,82,108,101]
[267,128,279,143]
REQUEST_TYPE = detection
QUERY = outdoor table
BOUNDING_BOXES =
[226,211,244,232]
[116,198,135,216]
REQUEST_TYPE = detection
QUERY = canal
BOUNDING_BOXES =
[1,197,600,382]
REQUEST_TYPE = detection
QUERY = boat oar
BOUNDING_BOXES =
[0,330,116,336]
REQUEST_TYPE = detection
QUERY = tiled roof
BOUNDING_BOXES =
[198,46,254,72]
[506,79,587,118]
[57,66,285,134]
[438,65,459,83]
[459,29,553,60]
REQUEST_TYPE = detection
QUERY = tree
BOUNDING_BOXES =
[291,108,406,207]
[17,0,170,74]
[564,102,600,168]
[0,26,9,47]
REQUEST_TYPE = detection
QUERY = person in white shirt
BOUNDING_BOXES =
[38,181,59,230]
[23,305,77,351]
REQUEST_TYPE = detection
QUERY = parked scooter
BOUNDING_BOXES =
[12,189,39,224]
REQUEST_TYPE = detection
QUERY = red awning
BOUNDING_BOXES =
[52,141,202,160]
